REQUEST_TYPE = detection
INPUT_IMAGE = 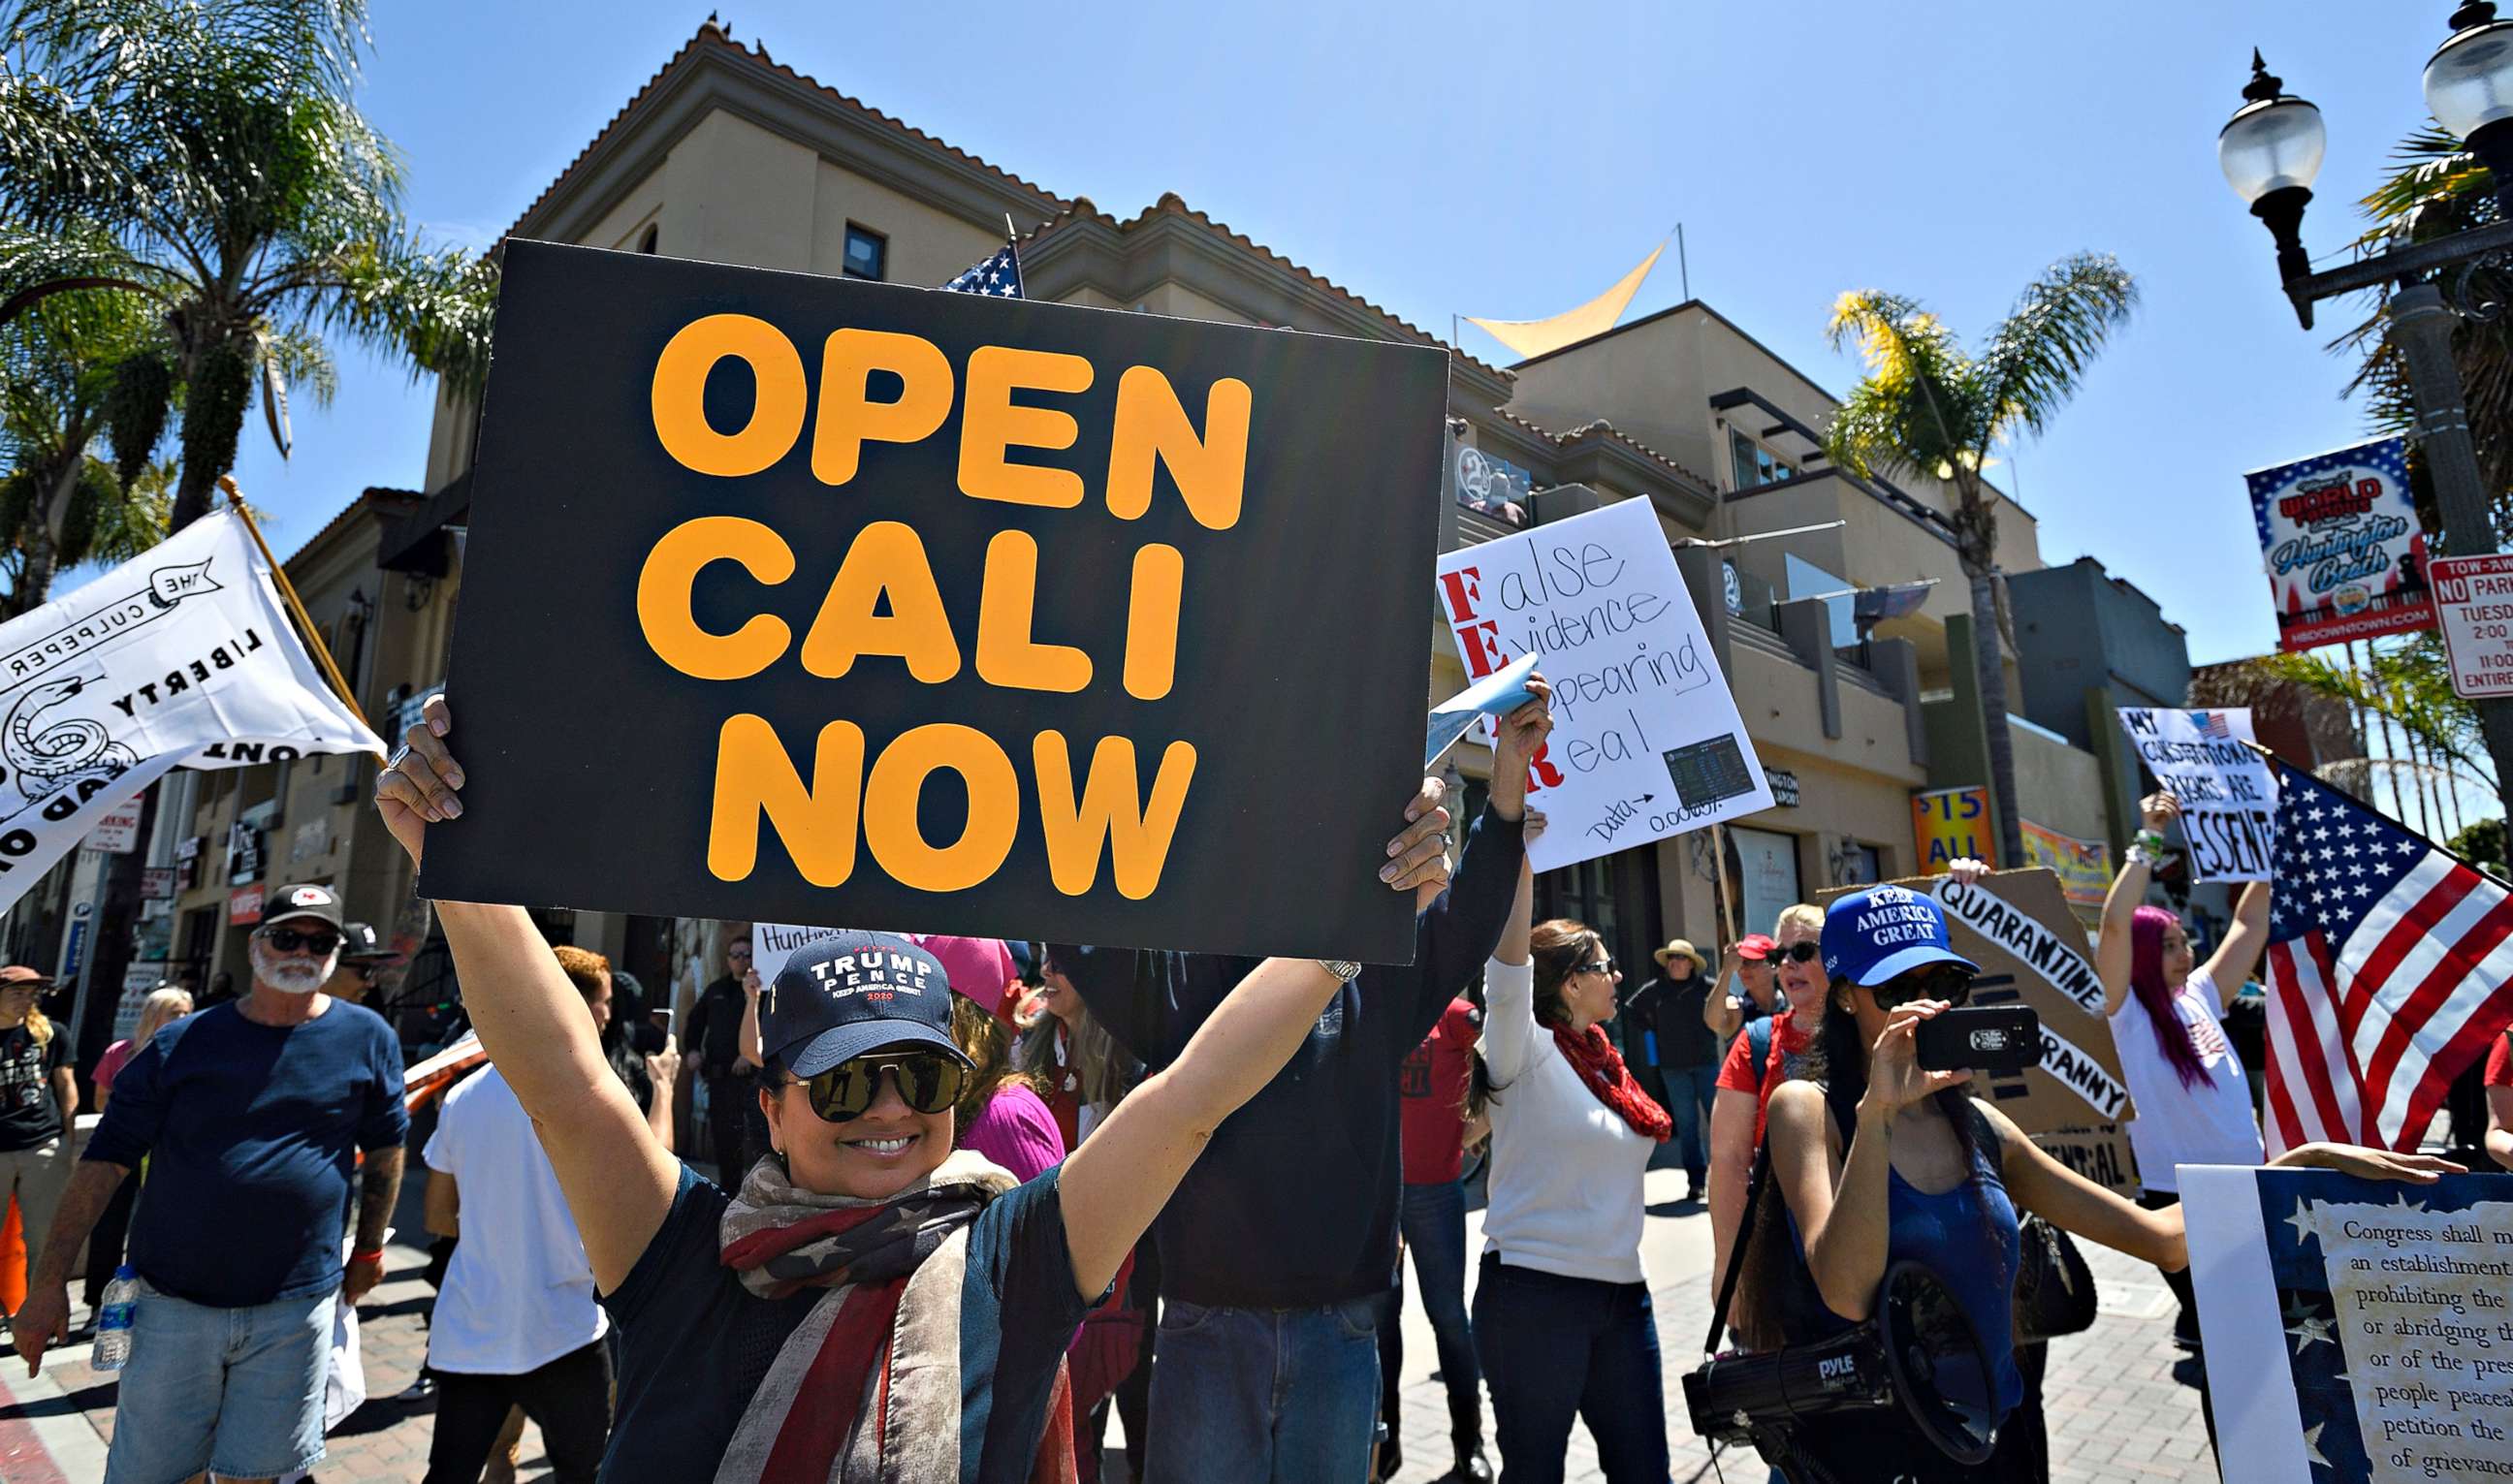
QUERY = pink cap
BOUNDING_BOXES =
[907,935,1022,1021]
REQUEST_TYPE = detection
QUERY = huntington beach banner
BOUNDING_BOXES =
[421,241,1449,964]
[2245,436,2435,651]
[0,510,383,915]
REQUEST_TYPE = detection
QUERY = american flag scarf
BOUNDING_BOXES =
[716,1151,1076,1484]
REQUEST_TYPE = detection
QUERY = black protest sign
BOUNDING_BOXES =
[420,241,1448,963]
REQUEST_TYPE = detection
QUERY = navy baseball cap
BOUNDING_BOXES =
[762,930,972,1078]
[1821,885,1980,987]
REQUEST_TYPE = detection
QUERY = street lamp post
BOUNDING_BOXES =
[2220,7,2513,812]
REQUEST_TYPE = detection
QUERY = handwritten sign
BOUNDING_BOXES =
[2117,707,2277,883]
[2185,1167,2513,1484]
[2246,436,2436,652]
[1912,786,1996,871]
[1433,497,1769,871]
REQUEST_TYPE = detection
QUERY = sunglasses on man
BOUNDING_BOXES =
[257,927,341,956]
[788,1051,969,1123]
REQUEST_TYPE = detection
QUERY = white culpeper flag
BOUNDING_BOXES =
[0,508,384,912]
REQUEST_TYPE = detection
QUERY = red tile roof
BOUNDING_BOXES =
[1490,406,1713,494]
[504,20,1066,245]
[285,488,424,570]
[1029,192,1511,382]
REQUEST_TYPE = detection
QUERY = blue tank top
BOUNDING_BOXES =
[1784,1120,2025,1421]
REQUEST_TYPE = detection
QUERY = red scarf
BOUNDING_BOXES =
[1552,1024,1671,1142]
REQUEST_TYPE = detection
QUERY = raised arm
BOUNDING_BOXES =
[2096,793,2177,1019]
[1410,681,1547,1027]
[1479,855,1540,1085]
[1702,946,1744,1041]
[1057,781,1456,1300]
[2202,880,2272,993]
[736,972,764,1070]
[376,698,680,1293]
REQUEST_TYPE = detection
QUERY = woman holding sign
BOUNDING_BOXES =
[1730,883,2457,1483]
[371,691,1536,1483]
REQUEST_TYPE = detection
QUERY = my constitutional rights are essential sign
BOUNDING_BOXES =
[2116,707,2277,883]
[422,242,1447,963]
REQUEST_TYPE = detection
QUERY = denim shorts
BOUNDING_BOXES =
[103,1281,334,1483]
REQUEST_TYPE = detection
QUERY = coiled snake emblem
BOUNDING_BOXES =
[3,676,138,805]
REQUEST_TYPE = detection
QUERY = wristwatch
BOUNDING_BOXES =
[1317,960,1362,982]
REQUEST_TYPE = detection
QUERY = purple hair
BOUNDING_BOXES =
[2129,906,2213,1090]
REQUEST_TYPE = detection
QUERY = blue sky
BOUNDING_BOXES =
[226,0,2447,671]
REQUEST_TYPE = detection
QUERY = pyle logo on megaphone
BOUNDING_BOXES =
[1817,1355,1859,1386]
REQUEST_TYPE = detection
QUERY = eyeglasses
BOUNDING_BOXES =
[1573,958,1616,977]
[1778,941,1823,964]
[257,927,340,956]
[790,1052,968,1123]
[1877,965,1976,1008]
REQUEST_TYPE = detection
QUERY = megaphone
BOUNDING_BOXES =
[1683,1258,1999,1467]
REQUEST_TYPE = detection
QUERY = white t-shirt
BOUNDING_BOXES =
[422,1064,610,1373]
[2110,969,2265,1192]
[1477,957,1653,1283]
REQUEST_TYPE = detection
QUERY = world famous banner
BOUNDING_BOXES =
[0,509,384,913]
[2246,436,2436,652]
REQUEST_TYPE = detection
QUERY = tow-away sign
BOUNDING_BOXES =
[2428,553,2513,699]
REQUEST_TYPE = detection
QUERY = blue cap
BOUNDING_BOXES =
[762,930,971,1078]
[1821,885,1980,988]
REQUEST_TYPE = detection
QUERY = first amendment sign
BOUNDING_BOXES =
[421,241,1449,963]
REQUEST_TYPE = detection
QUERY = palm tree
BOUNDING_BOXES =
[0,0,493,532]
[1825,255,2139,867]
[0,284,170,614]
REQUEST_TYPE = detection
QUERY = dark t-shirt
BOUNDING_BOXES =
[1623,973,1717,1070]
[600,1162,1088,1484]
[685,975,750,1084]
[0,1024,66,1152]
[84,999,408,1306]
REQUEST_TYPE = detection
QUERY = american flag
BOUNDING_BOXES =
[2191,710,2233,740]
[940,243,1022,298]
[2261,763,2513,1155]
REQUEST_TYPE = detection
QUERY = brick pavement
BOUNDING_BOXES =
[18,1189,2216,1484]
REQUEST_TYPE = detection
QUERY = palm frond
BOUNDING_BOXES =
[1979,252,2139,442]
[1822,290,1980,481]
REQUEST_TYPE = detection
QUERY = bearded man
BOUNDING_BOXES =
[14,882,408,1484]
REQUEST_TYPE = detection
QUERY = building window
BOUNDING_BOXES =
[1730,428,1795,490]
[636,224,659,255]
[843,224,887,281]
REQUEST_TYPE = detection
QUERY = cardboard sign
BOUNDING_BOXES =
[422,241,1447,963]
[1432,497,1769,871]
[2184,1167,2513,1484]
[2245,436,2435,652]
[1912,786,1995,871]
[2117,707,2277,882]
[1822,868,2142,1192]
[2427,553,2513,699]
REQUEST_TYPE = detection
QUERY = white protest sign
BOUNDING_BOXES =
[1434,498,1769,871]
[2116,707,2277,882]
[2185,1167,2513,1484]
[751,922,829,987]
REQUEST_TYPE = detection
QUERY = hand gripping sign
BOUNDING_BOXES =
[421,242,1448,963]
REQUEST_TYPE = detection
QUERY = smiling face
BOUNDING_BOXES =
[1034,963,1081,1025]
[1774,918,1826,1016]
[761,1057,955,1201]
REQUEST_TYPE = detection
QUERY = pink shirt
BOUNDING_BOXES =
[94,1038,136,1095]
[961,1082,1066,1182]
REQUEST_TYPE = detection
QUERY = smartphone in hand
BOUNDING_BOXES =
[1915,1006,2041,1075]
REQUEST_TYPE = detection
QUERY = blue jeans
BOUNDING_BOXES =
[1472,1255,1669,1484]
[104,1281,334,1483]
[1386,1179,1480,1448]
[1145,1295,1380,1483]
[1663,1063,1718,1182]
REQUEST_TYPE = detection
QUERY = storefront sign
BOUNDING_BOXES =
[421,241,1449,963]
[1435,496,1771,872]
[2245,436,2435,651]
[228,883,264,924]
[2116,707,2276,882]
[1911,785,1995,870]
[2184,1167,2513,1483]
[1766,768,1799,807]
[85,798,143,853]
[2019,819,2112,906]
[2427,553,2513,699]
[141,866,175,900]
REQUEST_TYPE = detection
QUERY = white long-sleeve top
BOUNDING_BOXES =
[1477,956,1653,1283]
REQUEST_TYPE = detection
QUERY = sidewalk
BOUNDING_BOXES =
[6,1166,2214,1483]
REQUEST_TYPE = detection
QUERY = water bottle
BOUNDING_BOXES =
[91,1266,138,1372]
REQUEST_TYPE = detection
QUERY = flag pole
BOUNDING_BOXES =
[219,475,372,730]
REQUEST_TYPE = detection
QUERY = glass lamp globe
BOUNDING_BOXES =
[2219,94,2327,205]
[2426,6,2513,140]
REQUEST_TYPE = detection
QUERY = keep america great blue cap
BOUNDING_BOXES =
[763,930,973,1079]
[1821,884,1979,988]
